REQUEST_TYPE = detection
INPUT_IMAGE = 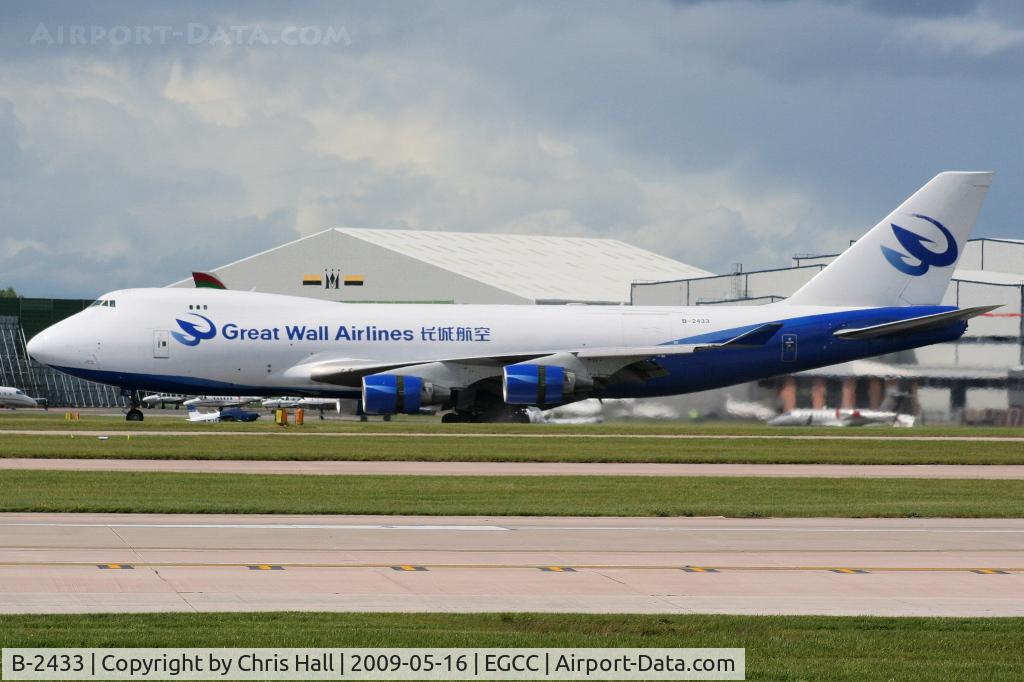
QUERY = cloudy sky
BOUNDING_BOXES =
[2,0,1023,298]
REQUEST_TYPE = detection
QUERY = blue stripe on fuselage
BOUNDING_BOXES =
[605,305,965,398]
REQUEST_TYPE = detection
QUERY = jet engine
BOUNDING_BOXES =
[502,364,576,406]
[362,374,449,415]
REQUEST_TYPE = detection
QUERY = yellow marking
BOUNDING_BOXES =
[392,565,427,571]
[972,569,1008,575]
[107,564,120,569]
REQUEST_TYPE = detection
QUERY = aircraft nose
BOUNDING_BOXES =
[26,331,54,365]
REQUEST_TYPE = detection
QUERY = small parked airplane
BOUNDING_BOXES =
[27,172,999,423]
[0,387,38,409]
[182,395,261,409]
[726,394,916,427]
[186,405,260,422]
[141,393,185,408]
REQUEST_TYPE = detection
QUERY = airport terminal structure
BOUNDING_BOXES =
[2,229,1022,422]
[633,238,1024,424]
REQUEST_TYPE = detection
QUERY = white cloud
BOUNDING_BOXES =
[896,13,1024,57]
[10,1,1017,296]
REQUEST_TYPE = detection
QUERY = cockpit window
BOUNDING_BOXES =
[89,299,103,307]
[15,390,23,395]
[108,300,116,308]
[89,299,116,308]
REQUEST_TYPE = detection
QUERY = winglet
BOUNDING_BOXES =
[192,271,227,289]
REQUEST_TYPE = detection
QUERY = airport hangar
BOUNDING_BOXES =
[633,238,1024,425]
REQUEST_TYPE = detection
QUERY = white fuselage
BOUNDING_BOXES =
[0,387,38,408]
[25,288,847,395]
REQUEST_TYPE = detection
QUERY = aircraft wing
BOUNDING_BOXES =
[300,323,783,387]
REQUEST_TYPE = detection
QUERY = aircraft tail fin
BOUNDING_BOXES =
[192,272,227,290]
[787,172,992,307]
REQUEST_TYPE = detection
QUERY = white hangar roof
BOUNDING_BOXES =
[172,228,711,305]
[331,228,711,303]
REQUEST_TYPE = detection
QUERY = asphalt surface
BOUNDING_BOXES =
[2,513,1021,616]
[3,458,1024,479]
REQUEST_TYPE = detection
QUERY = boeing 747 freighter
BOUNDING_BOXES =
[27,172,997,422]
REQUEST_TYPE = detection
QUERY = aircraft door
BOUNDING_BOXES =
[153,330,170,358]
[781,334,797,362]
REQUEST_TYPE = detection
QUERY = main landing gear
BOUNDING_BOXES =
[441,409,532,424]
[122,390,144,422]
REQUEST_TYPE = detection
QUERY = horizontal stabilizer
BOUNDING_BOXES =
[833,305,999,340]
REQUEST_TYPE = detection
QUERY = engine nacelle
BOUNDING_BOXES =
[502,364,576,406]
[362,374,447,415]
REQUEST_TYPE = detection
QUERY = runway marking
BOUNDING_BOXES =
[5,429,1024,442]
[831,568,869,574]
[971,569,1009,574]
[503,525,1024,534]
[4,521,1024,535]
[681,566,719,573]
[539,566,575,572]
[247,564,283,570]
[0,522,510,531]
[97,563,133,570]
[392,565,427,571]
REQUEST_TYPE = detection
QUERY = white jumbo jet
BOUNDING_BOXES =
[27,172,1000,423]
[0,387,38,409]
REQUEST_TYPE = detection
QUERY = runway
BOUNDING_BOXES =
[2,513,1021,616]
[3,458,1024,479]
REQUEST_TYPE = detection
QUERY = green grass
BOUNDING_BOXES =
[3,412,1024,437]
[1,612,1021,681]
[2,432,1024,464]
[1,470,1020,517]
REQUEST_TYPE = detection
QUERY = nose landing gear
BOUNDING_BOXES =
[121,389,144,422]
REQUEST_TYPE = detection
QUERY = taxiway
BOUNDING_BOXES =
[1,513,1021,616]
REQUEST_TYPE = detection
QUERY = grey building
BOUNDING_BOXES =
[170,228,711,305]
[632,238,1024,424]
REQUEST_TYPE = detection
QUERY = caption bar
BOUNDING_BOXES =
[3,648,745,680]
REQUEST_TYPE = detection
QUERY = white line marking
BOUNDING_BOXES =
[0,522,510,531]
